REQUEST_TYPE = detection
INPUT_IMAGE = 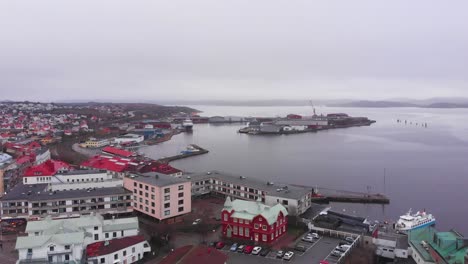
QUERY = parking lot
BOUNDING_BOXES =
[215,233,345,264]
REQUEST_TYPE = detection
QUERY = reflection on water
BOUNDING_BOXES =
[140,106,468,234]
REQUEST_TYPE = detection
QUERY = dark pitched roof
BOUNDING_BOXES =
[86,235,146,257]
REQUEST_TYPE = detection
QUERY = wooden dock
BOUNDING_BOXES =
[158,144,209,163]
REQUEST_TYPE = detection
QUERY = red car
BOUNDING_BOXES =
[215,242,225,249]
[244,245,254,254]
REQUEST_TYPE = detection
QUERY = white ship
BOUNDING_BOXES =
[182,119,193,131]
[395,209,435,233]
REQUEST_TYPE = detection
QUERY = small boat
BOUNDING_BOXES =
[395,209,435,233]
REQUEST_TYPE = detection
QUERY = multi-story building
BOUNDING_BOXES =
[221,197,288,244]
[0,183,133,220]
[80,138,111,148]
[23,169,113,185]
[86,235,151,264]
[189,171,312,215]
[16,214,141,264]
[123,172,191,223]
[114,134,144,144]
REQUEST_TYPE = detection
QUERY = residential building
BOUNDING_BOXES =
[23,159,71,179]
[189,171,312,215]
[80,138,111,148]
[23,170,113,185]
[123,172,191,223]
[221,197,288,244]
[1,183,133,220]
[86,235,151,264]
[408,226,468,264]
[16,214,140,264]
[114,134,144,144]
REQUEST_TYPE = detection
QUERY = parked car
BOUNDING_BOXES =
[331,250,343,257]
[244,245,254,254]
[294,244,307,252]
[192,219,202,225]
[230,243,238,251]
[283,251,294,261]
[301,235,314,243]
[252,246,262,255]
[259,247,271,257]
[237,245,245,253]
[335,246,346,252]
[215,242,225,249]
[345,237,354,243]
[310,232,320,239]
[276,250,285,258]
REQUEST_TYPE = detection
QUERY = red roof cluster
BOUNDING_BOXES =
[81,155,139,172]
[102,146,135,158]
[139,162,182,175]
[4,141,41,154]
[23,159,72,177]
[86,235,146,258]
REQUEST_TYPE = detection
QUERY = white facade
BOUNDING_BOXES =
[114,134,144,144]
[87,239,151,264]
[16,214,140,264]
[23,171,113,185]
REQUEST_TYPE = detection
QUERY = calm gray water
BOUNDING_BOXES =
[140,106,468,234]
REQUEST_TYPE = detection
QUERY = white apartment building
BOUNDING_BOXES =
[23,170,114,185]
[15,214,140,264]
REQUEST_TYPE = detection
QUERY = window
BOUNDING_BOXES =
[151,194,155,199]
[151,209,155,214]
[233,226,238,235]
[100,258,105,264]
[105,233,109,239]
[233,218,237,223]
[139,184,143,188]
[94,234,99,240]
[132,247,136,253]
[94,226,98,230]
[164,203,170,208]
[65,245,70,250]
[239,219,243,224]
[113,232,117,238]
[178,192,184,198]
[254,223,259,229]
[245,228,249,237]
[151,202,155,207]
[164,210,170,216]
[151,187,155,192]
[65,254,70,261]
[239,227,243,236]
[178,200,183,205]
[114,254,118,260]
[271,233,274,240]
[145,185,148,190]
[49,246,55,251]
[262,234,267,241]
[164,195,170,201]
[178,185,184,190]
[223,214,228,221]
[27,249,32,254]
[123,250,127,256]
[262,225,267,231]
[178,207,184,212]
[164,188,170,193]
[245,220,250,224]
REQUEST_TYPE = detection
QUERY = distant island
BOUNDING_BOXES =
[153,98,468,108]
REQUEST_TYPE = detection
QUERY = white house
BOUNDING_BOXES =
[16,214,141,264]
[86,235,151,264]
[114,134,144,144]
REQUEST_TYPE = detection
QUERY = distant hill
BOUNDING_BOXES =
[330,100,419,108]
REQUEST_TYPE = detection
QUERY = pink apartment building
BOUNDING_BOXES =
[123,172,192,223]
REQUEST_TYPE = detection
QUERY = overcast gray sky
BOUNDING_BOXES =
[1,0,467,102]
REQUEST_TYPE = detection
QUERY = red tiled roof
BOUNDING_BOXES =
[81,155,138,173]
[102,146,135,158]
[23,159,71,177]
[138,162,182,175]
[159,245,228,264]
[16,155,34,165]
[86,235,146,258]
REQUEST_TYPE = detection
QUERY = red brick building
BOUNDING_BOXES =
[221,197,288,244]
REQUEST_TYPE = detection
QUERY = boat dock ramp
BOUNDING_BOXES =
[158,144,209,163]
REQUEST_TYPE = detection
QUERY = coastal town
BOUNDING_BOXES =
[0,101,466,264]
